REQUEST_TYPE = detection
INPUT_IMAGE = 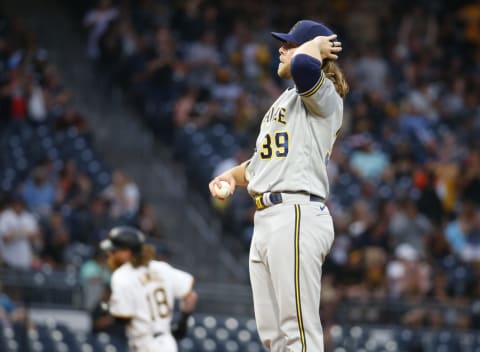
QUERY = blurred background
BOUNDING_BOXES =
[0,0,479,351]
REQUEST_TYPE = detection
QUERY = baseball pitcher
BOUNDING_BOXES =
[210,20,348,352]
[100,226,197,352]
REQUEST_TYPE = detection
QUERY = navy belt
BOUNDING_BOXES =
[254,192,325,210]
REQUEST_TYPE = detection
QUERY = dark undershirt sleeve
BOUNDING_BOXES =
[113,317,131,326]
[290,54,323,94]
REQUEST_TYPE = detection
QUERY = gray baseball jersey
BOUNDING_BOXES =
[246,72,343,198]
[247,72,342,352]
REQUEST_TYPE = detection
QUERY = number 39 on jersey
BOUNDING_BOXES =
[260,131,289,159]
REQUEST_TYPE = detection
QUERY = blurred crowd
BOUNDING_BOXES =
[1,0,480,336]
[0,11,167,326]
[75,0,480,332]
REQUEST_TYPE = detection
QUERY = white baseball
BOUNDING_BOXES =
[214,180,231,199]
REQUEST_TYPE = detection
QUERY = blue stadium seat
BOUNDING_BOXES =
[47,147,60,161]
[86,333,105,352]
[35,125,50,138]
[236,328,252,345]
[244,319,257,334]
[41,136,54,150]
[179,337,196,351]
[223,339,240,352]
[56,324,81,352]
[37,325,57,352]
[192,325,208,341]
[329,324,344,345]
[214,327,230,345]
[0,324,8,352]
[80,342,95,352]
[201,338,217,351]
[245,341,264,352]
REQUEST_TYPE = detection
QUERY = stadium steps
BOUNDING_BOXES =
[1,0,249,289]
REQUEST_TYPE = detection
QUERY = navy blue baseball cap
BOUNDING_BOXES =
[271,20,335,45]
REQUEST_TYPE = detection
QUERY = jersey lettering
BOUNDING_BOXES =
[138,271,163,286]
[275,132,289,157]
[260,134,273,159]
[260,131,290,160]
[146,286,171,320]
[277,108,287,124]
[262,106,287,125]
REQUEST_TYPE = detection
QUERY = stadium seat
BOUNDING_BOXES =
[223,317,240,332]
[179,337,196,351]
[215,327,230,343]
[236,328,252,344]
[200,315,218,338]
[193,325,208,341]
[201,338,217,351]
[80,343,95,352]
[245,341,263,352]
[37,326,57,352]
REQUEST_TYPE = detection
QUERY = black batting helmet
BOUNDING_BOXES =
[100,226,145,253]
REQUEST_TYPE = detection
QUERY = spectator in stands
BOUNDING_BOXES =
[457,0,480,46]
[415,168,445,226]
[4,63,29,122]
[0,284,33,329]
[54,105,89,134]
[80,248,110,311]
[347,199,375,246]
[41,209,70,268]
[458,146,480,206]
[57,162,94,220]
[21,164,56,218]
[424,226,452,263]
[386,243,431,299]
[352,46,389,95]
[83,0,118,60]
[389,197,433,258]
[444,201,480,261]
[0,195,42,270]
[185,29,221,88]
[211,67,243,122]
[42,64,72,119]
[102,169,140,220]
[143,25,177,103]
[135,201,162,239]
[72,195,112,245]
[349,133,390,182]
[56,159,79,203]
[27,79,47,122]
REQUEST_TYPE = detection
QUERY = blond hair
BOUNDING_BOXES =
[131,244,156,268]
[323,60,349,99]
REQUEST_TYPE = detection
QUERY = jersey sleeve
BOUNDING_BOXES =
[109,272,135,318]
[169,266,194,299]
[290,54,340,117]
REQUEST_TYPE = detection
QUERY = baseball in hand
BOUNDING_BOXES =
[214,181,231,199]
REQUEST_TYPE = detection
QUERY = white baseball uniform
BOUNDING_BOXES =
[109,260,194,352]
[246,64,342,351]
